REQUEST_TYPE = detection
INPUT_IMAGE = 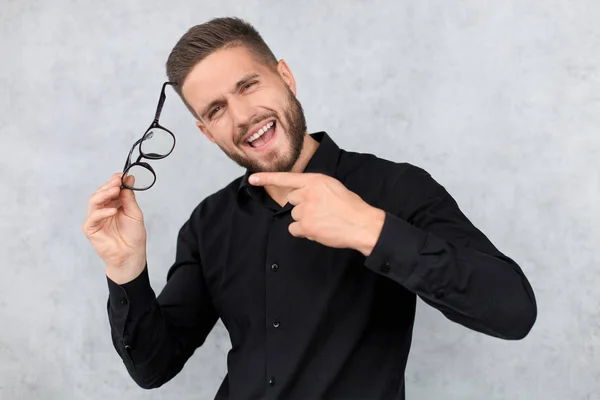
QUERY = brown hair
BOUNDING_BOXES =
[166,17,278,118]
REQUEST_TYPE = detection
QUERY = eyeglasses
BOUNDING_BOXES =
[121,82,177,191]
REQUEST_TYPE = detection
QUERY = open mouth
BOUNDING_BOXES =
[245,120,277,149]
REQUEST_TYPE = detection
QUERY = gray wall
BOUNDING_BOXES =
[1,0,598,399]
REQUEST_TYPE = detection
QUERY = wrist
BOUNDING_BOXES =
[106,256,147,285]
[354,207,386,257]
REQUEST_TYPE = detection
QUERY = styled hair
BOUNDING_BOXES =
[166,17,278,118]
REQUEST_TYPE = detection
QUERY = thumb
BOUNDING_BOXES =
[120,175,141,213]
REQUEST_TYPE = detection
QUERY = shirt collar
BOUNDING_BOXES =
[237,131,340,201]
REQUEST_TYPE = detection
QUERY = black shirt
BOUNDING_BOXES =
[106,131,537,399]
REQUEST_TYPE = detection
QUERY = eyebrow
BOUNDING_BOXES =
[199,73,261,120]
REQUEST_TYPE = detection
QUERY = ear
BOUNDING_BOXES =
[196,121,216,143]
[276,59,297,96]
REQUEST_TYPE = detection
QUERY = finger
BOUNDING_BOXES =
[288,221,305,238]
[290,203,304,221]
[88,186,121,215]
[105,197,123,210]
[83,207,117,234]
[119,175,141,213]
[123,174,135,188]
[96,173,124,193]
[287,188,306,206]
[249,172,314,188]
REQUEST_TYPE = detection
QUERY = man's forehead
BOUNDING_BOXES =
[182,47,264,104]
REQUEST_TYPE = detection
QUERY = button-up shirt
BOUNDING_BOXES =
[106,131,537,399]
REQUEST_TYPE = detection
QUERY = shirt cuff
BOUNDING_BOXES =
[107,265,156,322]
[363,212,427,284]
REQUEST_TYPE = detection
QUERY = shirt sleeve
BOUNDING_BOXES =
[106,210,219,389]
[363,164,537,340]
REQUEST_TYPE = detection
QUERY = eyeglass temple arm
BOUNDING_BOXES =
[123,137,144,172]
[153,82,176,124]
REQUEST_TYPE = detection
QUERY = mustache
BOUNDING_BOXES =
[237,112,279,143]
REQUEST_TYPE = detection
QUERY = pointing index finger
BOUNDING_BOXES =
[249,172,312,188]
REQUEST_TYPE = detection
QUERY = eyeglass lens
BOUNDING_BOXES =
[125,165,155,190]
[124,127,175,190]
[140,127,175,158]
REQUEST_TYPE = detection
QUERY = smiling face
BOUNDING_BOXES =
[181,45,307,173]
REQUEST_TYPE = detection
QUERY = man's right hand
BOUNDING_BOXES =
[82,173,148,285]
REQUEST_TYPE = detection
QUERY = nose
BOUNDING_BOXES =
[228,97,255,130]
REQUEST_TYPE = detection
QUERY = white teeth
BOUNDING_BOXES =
[247,121,274,143]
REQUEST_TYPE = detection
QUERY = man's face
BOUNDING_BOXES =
[181,46,307,173]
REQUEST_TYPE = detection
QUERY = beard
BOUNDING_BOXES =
[220,87,307,173]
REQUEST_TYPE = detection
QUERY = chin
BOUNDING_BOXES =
[252,152,297,173]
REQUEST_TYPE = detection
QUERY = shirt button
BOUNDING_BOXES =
[380,262,391,273]
[270,263,279,272]
[120,298,128,305]
[269,377,276,386]
[273,320,280,328]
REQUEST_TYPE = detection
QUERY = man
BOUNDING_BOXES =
[82,17,537,399]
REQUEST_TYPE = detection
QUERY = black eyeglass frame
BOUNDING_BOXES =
[121,81,177,191]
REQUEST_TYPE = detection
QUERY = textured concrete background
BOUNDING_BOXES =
[1,0,599,399]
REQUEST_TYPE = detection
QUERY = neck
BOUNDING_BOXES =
[267,133,319,206]
[291,133,320,173]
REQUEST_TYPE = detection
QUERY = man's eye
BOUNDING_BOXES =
[209,106,221,118]
[243,81,256,90]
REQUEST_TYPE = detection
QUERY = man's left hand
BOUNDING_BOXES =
[249,172,385,256]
